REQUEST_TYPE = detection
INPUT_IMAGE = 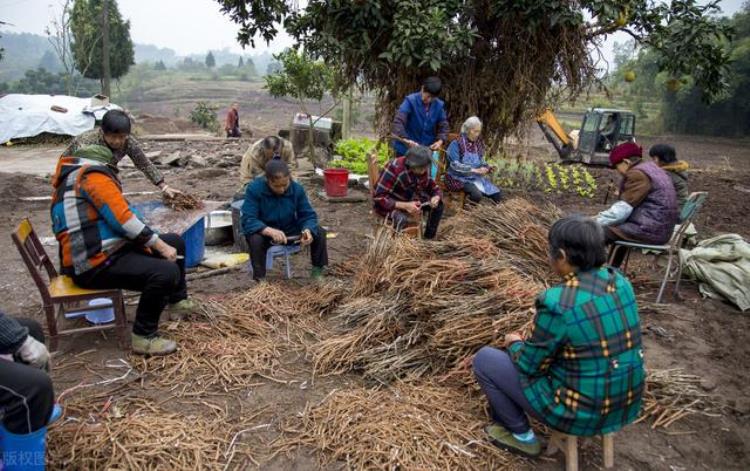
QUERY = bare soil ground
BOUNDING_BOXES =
[0,106,748,469]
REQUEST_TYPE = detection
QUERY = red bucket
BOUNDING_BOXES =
[323,168,350,197]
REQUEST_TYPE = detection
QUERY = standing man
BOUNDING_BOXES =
[63,109,184,197]
[374,146,444,239]
[225,102,241,138]
[391,76,450,156]
[239,135,297,188]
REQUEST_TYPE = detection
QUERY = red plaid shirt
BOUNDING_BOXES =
[373,157,442,216]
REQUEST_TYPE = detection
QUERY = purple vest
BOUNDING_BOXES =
[617,161,678,244]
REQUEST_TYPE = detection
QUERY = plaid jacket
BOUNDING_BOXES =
[51,156,158,276]
[63,128,164,186]
[509,267,644,436]
[373,157,442,216]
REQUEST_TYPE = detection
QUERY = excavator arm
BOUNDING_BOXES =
[537,109,574,160]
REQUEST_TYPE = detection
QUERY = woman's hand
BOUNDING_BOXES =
[429,140,444,151]
[154,238,177,262]
[504,332,523,347]
[262,227,287,245]
[300,229,313,246]
[398,201,422,215]
[430,195,441,208]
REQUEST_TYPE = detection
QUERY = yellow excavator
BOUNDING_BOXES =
[537,108,637,165]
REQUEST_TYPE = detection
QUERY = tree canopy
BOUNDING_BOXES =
[206,51,216,68]
[217,0,733,142]
[617,3,750,137]
[70,0,134,83]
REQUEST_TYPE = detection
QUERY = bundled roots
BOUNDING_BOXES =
[162,191,204,211]
[133,301,280,392]
[273,382,522,471]
[312,199,549,383]
[49,396,258,470]
[446,198,561,284]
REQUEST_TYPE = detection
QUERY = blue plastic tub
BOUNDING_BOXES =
[182,217,205,267]
[131,201,205,268]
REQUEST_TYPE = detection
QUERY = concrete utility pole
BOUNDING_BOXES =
[101,0,111,97]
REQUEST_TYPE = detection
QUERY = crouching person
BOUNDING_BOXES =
[241,160,328,281]
[0,311,60,470]
[473,216,645,457]
[51,145,191,356]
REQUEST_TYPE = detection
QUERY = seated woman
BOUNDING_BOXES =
[445,116,502,204]
[596,142,678,267]
[241,160,328,280]
[649,144,689,210]
[473,216,644,457]
[52,145,189,356]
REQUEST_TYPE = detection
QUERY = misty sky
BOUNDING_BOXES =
[1,0,745,60]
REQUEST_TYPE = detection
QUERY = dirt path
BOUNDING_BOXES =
[0,133,748,470]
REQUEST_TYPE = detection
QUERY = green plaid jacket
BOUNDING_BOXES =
[509,266,644,436]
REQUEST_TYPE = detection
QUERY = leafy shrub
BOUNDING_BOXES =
[190,102,218,132]
[329,137,390,174]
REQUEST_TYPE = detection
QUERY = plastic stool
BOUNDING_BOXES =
[265,245,301,279]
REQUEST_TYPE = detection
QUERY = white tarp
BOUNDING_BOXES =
[0,94,121,144]
[679,234,750,312]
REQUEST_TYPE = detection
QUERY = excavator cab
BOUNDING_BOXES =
[578,109,636,165]
[537,108,636,166]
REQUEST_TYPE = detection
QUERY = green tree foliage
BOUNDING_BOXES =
[70,0,134,83]
[154,60,167,71]
[205,51,216,68]
[617,3,749,136]
[190,102,219,132]
[660,5,750,136]
[238,56,244,67]
[217,0,733,143]
[264,48,336,160]
[5,67,98,95]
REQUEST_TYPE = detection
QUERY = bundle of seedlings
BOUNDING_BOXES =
[162,190,204,211]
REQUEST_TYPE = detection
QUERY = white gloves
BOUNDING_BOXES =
[596,201,634,227]
[17,335,50,369]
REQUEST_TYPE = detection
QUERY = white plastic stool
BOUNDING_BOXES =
[264,245,301,279]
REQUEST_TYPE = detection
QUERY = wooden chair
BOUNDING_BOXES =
[607,192,708,303]
[546,431,615,471]
[11,219,128,351]
[434,133,467,211]
[366,150,421,238]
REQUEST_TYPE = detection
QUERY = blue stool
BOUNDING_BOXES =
[264,245,302,279]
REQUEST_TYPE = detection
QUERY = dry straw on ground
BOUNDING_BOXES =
[273,382,524,471]
[49,395,260,470]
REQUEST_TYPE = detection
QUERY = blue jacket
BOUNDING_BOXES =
[391,92,449,156]
[241,177,319,237]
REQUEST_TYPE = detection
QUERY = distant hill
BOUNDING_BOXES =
[0,31,276,84]
[134,43,180,66]
[0,31,56,82]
